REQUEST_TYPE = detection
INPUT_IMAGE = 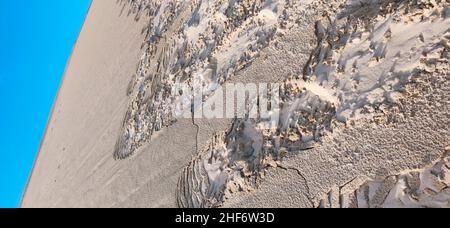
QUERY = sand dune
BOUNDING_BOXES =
[22,0,450,208]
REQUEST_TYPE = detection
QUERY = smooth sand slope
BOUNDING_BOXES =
[21,0,185,207]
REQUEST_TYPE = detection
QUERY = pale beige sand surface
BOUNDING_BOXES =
[22,0,450,208]
[21,0,159,207]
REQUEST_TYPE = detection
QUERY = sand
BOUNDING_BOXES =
[22,0,450,208]
[21,0,177,207]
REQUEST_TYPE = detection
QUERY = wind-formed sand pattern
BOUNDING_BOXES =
[318,146,450,208]
[115,0,283,159]
[113,0,450,208]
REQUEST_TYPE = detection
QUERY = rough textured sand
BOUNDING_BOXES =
[22,0,450,208]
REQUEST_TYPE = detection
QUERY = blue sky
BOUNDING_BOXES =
[0,0,91,208]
